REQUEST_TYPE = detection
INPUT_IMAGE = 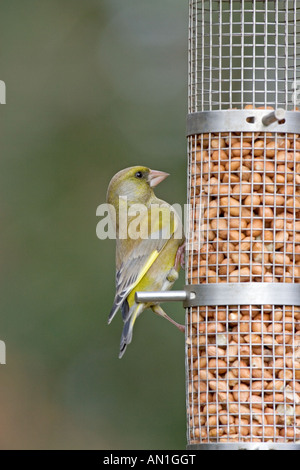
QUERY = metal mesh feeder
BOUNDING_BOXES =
[186,0,300,450]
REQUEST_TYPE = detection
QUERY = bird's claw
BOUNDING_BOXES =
[175,241,186,270]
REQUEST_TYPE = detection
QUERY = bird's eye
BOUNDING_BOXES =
[135,171,143,179]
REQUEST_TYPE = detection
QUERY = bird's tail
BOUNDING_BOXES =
[119,304,143,359]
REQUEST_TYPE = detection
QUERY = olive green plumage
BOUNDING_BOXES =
[107,166,185,358]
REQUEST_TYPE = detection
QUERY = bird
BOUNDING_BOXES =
[106,166,185,358]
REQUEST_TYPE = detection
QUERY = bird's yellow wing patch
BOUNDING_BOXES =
[129,249,159,291]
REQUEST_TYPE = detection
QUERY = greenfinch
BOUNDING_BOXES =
[107,166,185,358]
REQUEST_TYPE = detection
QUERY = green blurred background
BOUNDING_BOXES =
[0,0,188,449]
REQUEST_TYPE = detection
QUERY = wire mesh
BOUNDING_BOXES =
[186,0,300,446]
[188,0,300,112]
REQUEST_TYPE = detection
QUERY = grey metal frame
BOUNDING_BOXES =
[187,110,300,136]
[136,284,300,307]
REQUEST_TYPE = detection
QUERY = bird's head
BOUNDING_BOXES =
[106,166,169,208]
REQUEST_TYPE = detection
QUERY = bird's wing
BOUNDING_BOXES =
[108,204,180,323]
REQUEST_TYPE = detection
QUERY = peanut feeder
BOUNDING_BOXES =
[186,0,300,450]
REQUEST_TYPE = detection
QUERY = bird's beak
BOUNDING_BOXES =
[148,169,169,187]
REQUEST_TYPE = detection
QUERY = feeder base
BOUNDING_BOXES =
[187,443,300,451]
